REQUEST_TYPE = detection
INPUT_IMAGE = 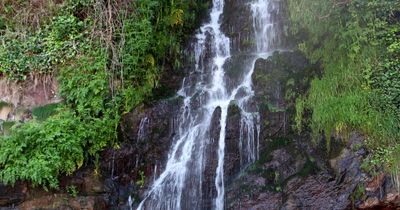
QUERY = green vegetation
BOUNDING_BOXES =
[67,185,79,197]
[352,183,367,202]
[289,0,400,173]
[0,0,209,189]
[0,101,10,110]
[0,121,15,136]
[136,170,146,188]
[32,103,60,121]
[0,110,115,189]
[248,137,318,192]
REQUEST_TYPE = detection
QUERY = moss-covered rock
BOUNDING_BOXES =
[252,50,316,139]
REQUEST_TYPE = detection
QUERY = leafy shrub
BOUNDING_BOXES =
[0,110,104,189]
[0,14,85,80]
[0,0,211,189]
[0,44,117,189]
[58,49,109,117]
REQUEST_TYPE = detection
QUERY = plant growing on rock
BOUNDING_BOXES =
[289,0,400,174]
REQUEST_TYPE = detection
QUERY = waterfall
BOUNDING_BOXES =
[138,0,279,209]
[251,0,280,53]
[137,117,149,141]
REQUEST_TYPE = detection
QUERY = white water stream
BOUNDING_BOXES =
[138,0,279,209]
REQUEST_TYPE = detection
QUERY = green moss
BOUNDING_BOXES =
[249,137,294,192]
[266,102,285,113]
[241,39,256,48]
[262,168,275,181]
[328,138,346,159]
[352,183,367,202]
[297,157,318,177]
[256,137,292,165]
[32,103,60,121]
[228,102,241,116]
[0,16,5,31]
[1,121,15,135]
[0,101,10,110]
[261,168,284,192]
[268,137,292,151]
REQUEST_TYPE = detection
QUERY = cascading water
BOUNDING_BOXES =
[138,0,279,209]
[137,117,149,141]
[251,0,280,53]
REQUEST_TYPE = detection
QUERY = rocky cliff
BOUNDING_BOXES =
[0,0,399,210]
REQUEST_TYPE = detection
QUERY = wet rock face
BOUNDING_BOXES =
[359,193,400,210]
[221,0,254,54]
[357,172,400,209]
[224,103,242,184]
[98,97,183,208]
[102,97,182,181]
[252,51,311,138]
[201,107,221,209]
[0,77,60,109]
[221,0,290,54]
[226,133,365,210]
[225,50,400,210]
[223,54,255,92]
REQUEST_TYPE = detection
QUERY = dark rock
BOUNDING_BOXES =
[224,103,242,184]
[0,168,112,209]
[18,194,107,210]
[201,106,221,209]
[223,54,256,92]
[59,168,105,196]
[102,97,183,184]
[226,133,365,210]
[221,0,255,54]
[151,64,184,101]
[97,97,183,208]
[264,148,305,183]
[221,0,289,54]
[0,184,25,207]
[252,51,311,138]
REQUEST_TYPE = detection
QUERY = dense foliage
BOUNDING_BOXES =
[289,0,400,173]
[0,0,209,188]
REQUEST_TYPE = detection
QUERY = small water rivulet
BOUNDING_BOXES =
[138,0,279,209]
